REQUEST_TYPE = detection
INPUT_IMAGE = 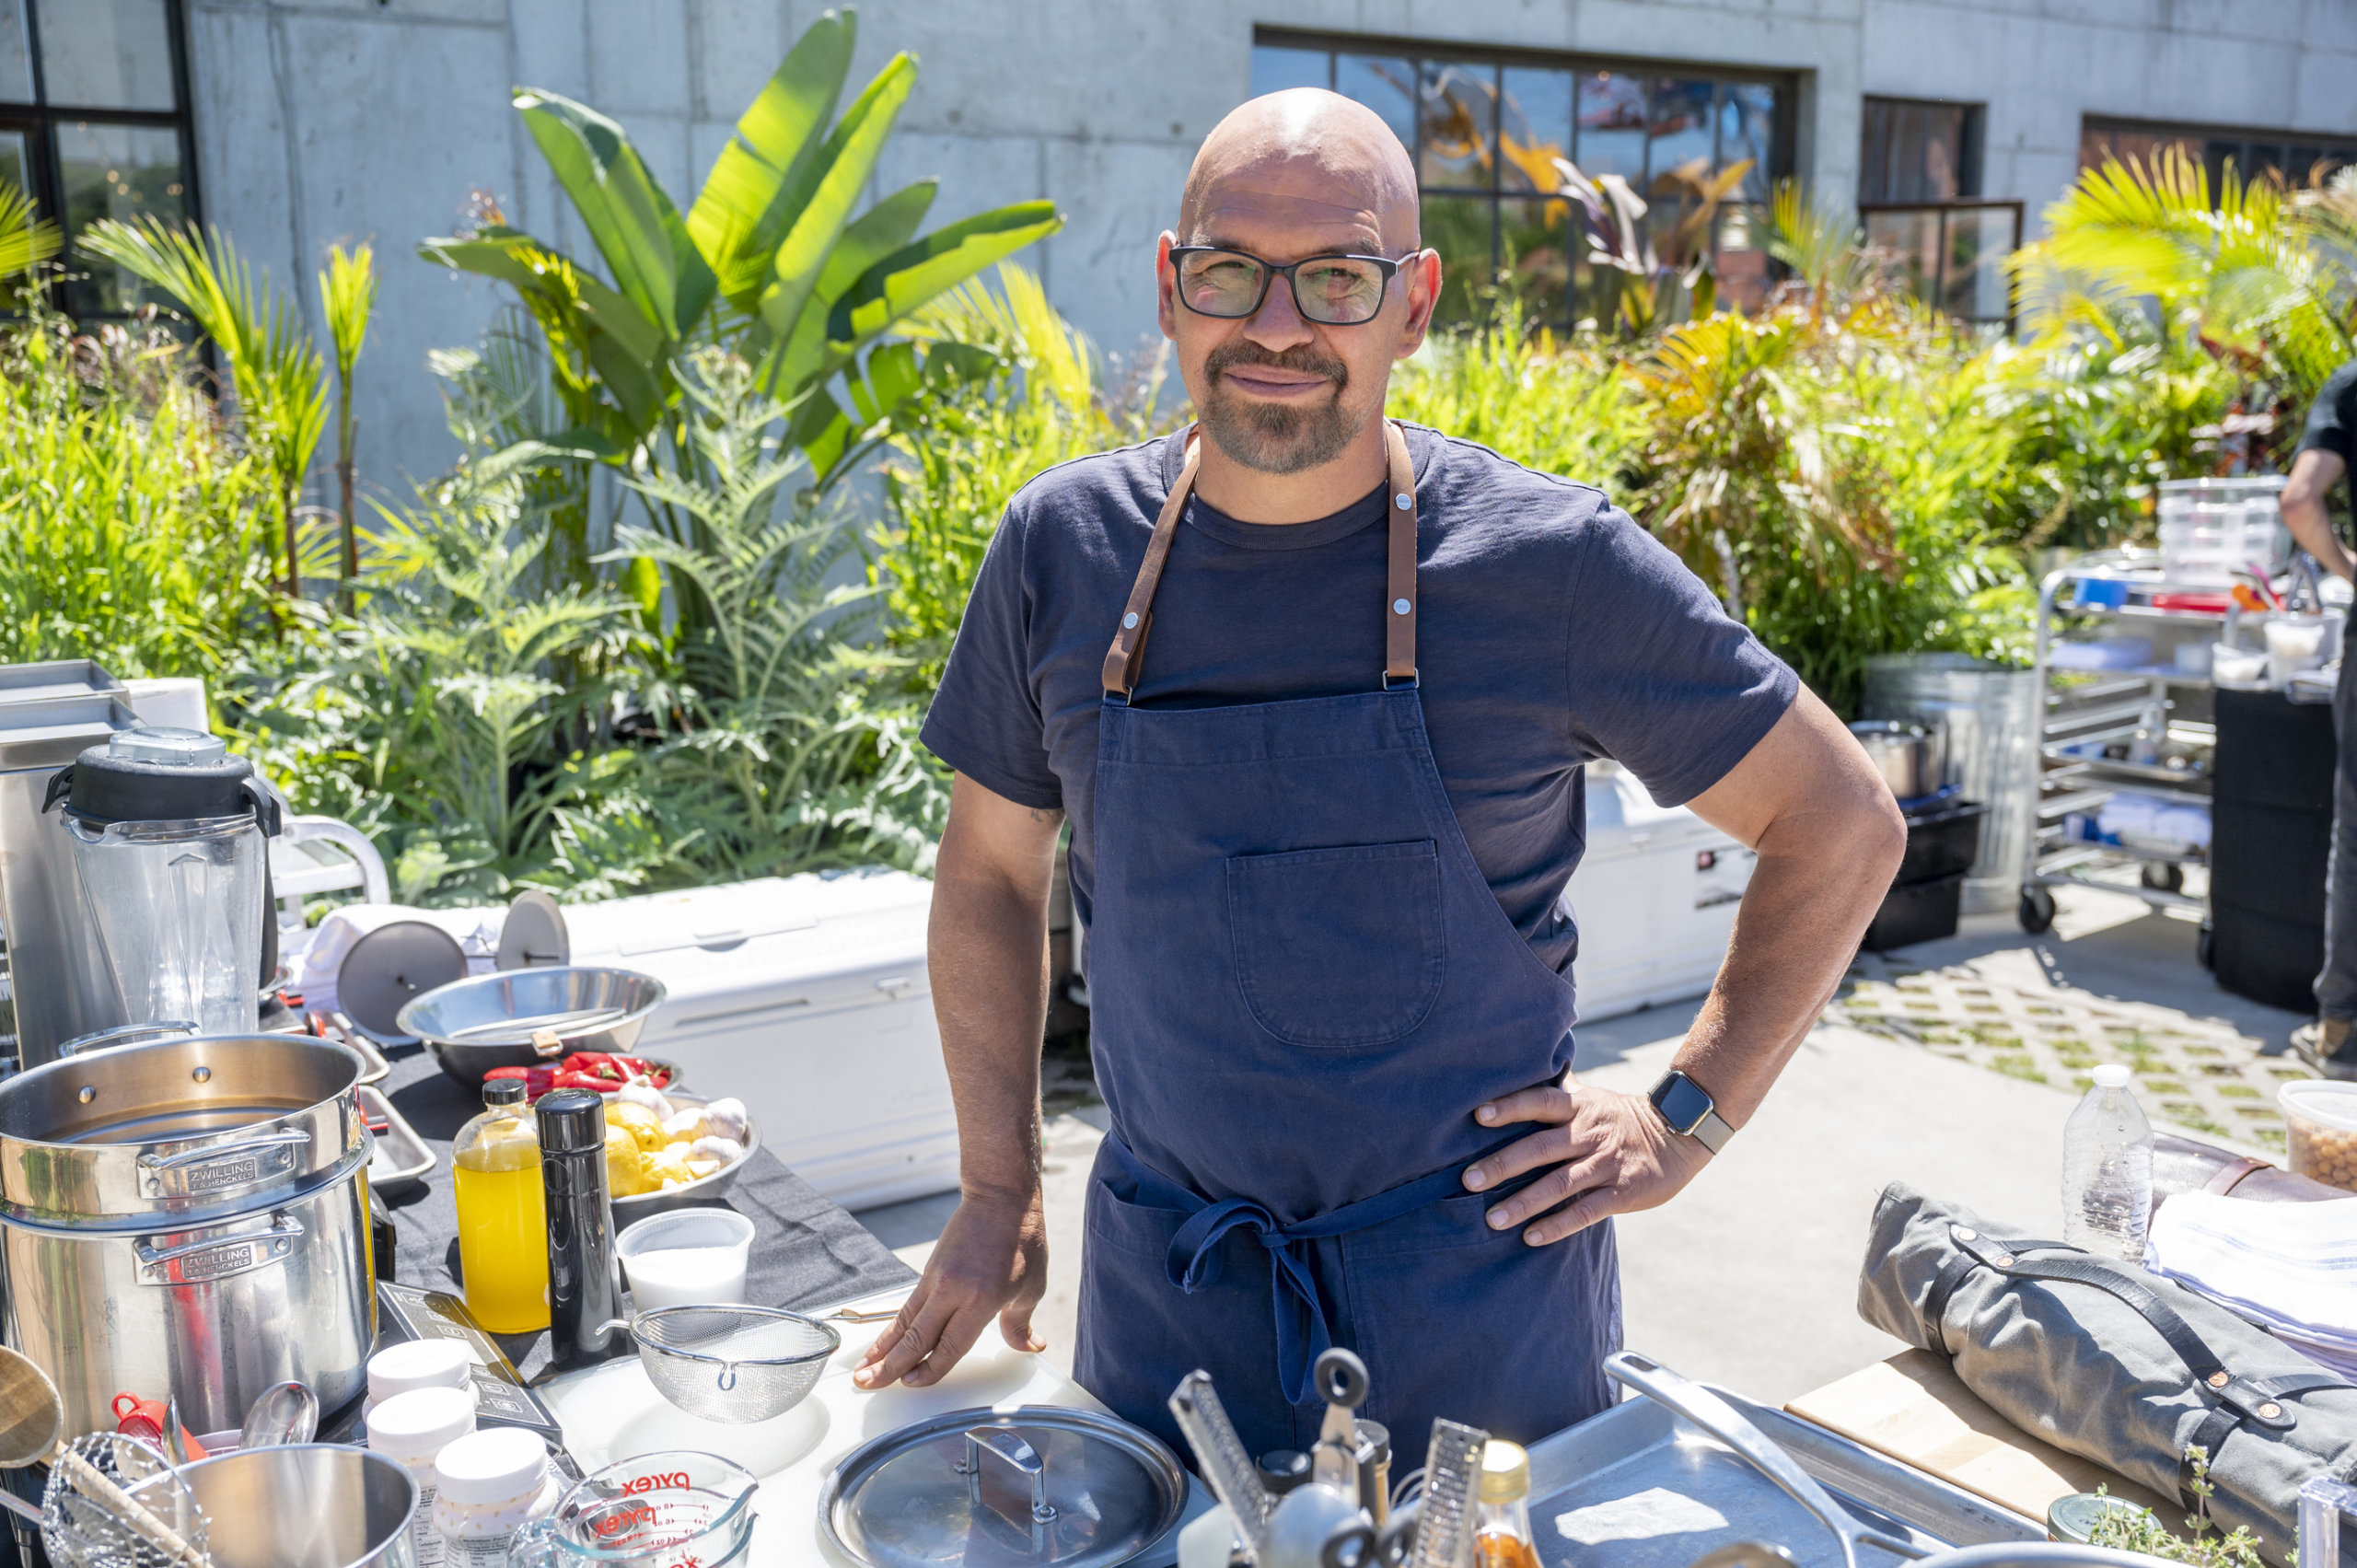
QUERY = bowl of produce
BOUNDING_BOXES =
[601,1088,758,1217]
[398,966,667,1087]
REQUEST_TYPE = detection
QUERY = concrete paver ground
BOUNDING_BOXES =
[852,881,2311,1408]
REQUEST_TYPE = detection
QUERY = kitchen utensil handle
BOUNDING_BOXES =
[965,1427,1056,1530]
[137,1129,312,1197]
[0,1488,37,1527]
[135,1212,304,1283]
[53,1449,208,1568]
[1605,1352,1924,1568]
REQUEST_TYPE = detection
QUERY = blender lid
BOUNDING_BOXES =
[46,726,261,825]
[820,1404,1188,1568]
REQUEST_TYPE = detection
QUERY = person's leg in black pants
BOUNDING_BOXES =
[2302,654,2357,1070]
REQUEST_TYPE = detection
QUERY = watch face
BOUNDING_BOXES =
[1652,1073,1714,1136]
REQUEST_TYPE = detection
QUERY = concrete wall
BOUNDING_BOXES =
[181,0,2357,491]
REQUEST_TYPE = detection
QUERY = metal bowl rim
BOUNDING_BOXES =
[393,965,668,1046]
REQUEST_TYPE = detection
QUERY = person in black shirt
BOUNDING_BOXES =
[2282,363,2357,1071]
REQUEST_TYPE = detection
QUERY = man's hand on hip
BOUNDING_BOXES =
[1458,1074,1713,1246]
[852,1188,1048,1390]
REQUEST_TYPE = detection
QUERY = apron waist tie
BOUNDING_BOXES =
[1101,1132,1507,1406]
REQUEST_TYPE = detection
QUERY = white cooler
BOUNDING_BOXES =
[562,869,955,1211]
[1564,763,1750,1022]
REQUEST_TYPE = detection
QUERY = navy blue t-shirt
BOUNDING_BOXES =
[919,423,1799,975]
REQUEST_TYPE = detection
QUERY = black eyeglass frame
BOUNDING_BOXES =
[1166,245,1423,324]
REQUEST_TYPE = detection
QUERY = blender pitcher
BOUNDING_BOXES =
[41,727,281,1037]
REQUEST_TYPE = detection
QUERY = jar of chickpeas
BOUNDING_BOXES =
[2279,1081,2357,1193]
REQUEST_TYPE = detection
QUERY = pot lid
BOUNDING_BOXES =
[821,1405,1187,1568]
[52,727,255,824]
[339,922,470,1040]
[497,889,570,970]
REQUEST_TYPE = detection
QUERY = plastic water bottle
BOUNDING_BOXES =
[2062,1063,2153,1262]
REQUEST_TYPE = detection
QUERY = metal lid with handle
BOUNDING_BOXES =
[820,1404,1189,1568]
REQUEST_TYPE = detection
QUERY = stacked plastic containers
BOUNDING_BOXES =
[2157,476,2291,585]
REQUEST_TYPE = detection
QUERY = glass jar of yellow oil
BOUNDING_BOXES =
[452,1078,549,1333]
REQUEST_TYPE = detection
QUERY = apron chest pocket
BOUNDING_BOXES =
[1226,840,1446,1048]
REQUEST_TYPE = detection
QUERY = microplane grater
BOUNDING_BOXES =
[1410,1418,1489,1568]
[1168,1369,1273,1555]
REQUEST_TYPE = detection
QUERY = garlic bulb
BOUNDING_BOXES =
[699,1098,750,1144]
[617,1079,674,1121]
[661,1108,707,1141]
[687,1135,745,1167]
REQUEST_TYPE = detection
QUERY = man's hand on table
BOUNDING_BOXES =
[853,1187,1048,1389]
[1460,1074,1713,1246]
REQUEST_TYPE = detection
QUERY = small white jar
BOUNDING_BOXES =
[366,1338,476,1414]
[433,1427,561,1567]
[367,1386,477,1568]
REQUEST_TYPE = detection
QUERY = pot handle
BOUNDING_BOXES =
[137,1129,312,1201]
[134,1213,304,1285]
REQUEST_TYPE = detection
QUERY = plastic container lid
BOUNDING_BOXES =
[2279,1079,2357,1132]
[366,1386,477,1466]
[434,1426,548,1507]
[369,1339,476,1405]
[2091,1064,2131,1089]
[1478,1439,1530,1503]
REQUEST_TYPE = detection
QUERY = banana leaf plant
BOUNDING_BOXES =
[419,8,1061,498]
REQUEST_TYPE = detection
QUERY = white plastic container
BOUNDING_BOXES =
[2062,1063,2153,1263]
[617,1206,755,1309]
[563,870,952,1210]
[1562,764,1751,1023]
[433,1426,560,1567]
[366,1338,475,1411]
[2280,1080,2357,1193]
[2267,616,2341,688]
[367,1385,477,1568]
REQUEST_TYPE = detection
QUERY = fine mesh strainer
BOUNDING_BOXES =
[630,1306,840,1423]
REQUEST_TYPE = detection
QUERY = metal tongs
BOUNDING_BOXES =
[1605,1352,1926,1568]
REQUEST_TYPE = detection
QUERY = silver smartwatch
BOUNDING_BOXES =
[1648,1069,1735,1155]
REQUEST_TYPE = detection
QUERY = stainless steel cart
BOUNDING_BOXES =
[2020,549,2228,938]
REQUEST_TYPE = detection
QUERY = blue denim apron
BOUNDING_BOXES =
[1074,422,1621,1461]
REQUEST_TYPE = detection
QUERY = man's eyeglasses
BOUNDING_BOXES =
[1167,246,1417,326]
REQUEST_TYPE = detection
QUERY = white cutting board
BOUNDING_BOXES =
[538,1285,1209,1566]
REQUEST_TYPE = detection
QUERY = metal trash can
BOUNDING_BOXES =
[1864,655,2038,916]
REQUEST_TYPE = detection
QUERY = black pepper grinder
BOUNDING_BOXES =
[536,1087,628,1367]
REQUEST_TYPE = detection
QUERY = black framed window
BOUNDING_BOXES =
[2081,114,2357,193]
[1856,96,2013,331]
[1250,30,1795,331]
[1861,97,1982,203]
[0,0,199,319]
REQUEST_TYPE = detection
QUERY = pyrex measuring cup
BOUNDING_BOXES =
[508,1451,758,1568]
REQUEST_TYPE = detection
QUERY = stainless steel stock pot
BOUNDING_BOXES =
[0,1034,374,1434]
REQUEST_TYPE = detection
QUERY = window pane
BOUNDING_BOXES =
[1864,206,1942,305]
[1942,206,2015,322]
[38,0,175,111]
[0,127,26,195]
[1647,78,1716,195]
[58,120,187,313]
[1497,197,1573,325]
[1721,83,1776,199]
[1499,67,1571,194]
[1419,63,1493,190]
[1421,192,1492,328]
[1713,203,1772,314]
[1250,45,1328,99]
[1335,54,1414,156]
[0,0,29,104]
[1574,71,1646,183]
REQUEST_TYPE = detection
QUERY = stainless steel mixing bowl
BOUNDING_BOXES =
[397,965,668,1087]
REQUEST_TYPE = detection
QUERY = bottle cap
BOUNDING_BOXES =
[535,1086,608,1154]
[1255,1448,1311,1495]
[1478,1439,1530,1504]
[366,1386,476,1466]
[368,1339,475,1405]
[2093,1063,2131,1089]
[432,1426,548,1506]
[482,1078,527,1109]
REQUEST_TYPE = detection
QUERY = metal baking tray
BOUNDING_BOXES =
[1522,1377,2043,1568]
[358,1084,434,1194]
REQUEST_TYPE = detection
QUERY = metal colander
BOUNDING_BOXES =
[631,1306,840,1423]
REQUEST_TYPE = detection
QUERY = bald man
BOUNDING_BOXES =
[853,91,1904,1457]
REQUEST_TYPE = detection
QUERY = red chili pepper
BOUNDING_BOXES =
[484,1065,558,1100]
[553,1070,621,1094]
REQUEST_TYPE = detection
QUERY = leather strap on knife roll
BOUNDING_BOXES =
[1101,420,1421,698]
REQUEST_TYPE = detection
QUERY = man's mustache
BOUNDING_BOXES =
[1203,340,1350,389]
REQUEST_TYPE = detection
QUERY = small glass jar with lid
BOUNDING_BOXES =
[433,1427,561,1567]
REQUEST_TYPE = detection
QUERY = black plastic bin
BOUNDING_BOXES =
[2211,689,2334,1013]
[1896,799,1987,885]
[1864,871,1966,953]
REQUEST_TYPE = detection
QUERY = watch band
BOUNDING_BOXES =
[1648,1069,1736,1156]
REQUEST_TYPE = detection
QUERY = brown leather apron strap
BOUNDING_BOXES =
[1382,419,1419,686]
[1101,420,1420,699]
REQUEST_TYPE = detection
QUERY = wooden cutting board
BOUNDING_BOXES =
[1785,1349,2181,1529]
